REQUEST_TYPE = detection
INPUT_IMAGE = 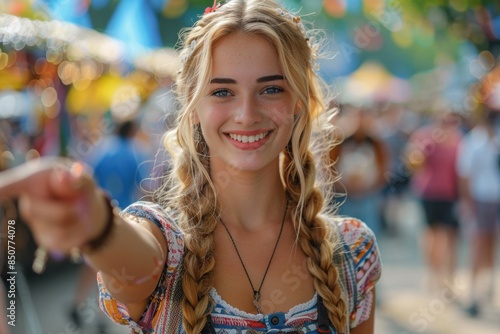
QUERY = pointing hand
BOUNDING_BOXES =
[0,158,109,261]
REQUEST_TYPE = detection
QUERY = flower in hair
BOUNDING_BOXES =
[204,0,220,15]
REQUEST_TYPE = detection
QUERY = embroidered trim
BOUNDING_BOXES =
[284,292,318,320]
[210,288,263,321]
[209,287,319,321]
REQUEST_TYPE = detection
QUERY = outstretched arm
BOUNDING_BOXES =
[0,158,167,321]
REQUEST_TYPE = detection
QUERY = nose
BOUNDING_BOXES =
[234,95,263,126]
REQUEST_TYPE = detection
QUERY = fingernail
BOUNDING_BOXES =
[70,162,84,190]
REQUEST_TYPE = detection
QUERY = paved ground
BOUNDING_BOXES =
[375,197,500,334]
[3,197,500,334]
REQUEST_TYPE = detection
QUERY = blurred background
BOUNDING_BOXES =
[0,0,499,333]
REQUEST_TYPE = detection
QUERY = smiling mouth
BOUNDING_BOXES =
[226,131,272,143]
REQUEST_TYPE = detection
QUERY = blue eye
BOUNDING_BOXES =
[212,89,233,97]
[263,86,284,95]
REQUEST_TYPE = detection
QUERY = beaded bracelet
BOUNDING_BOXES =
[84,192,119,252]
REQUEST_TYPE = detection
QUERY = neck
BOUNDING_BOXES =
[211,161,287,231]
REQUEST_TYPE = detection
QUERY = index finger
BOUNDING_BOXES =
[0,158,72,200]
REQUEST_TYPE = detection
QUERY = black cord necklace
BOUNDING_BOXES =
[219,198,289,314]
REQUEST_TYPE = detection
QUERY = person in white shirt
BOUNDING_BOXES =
[457,108,500,317]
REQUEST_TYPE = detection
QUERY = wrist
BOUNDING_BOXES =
[81,192,119,253]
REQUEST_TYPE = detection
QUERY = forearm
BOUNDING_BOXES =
[83,214,167,304]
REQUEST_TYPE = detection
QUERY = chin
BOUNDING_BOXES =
[226,161,266,173]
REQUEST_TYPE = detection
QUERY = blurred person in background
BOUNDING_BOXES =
[330,105,389,237]
[456,106,500,317]
[378,103,414,236]
[91,114,150,209]
[405,109,463,292]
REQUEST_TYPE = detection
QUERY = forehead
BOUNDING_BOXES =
[211,32,282,78]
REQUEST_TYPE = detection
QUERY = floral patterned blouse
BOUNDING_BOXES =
[98,201,382,334]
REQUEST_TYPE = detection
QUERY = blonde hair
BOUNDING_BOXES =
[153,0,346,332]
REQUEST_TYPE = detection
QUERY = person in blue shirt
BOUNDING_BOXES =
[92,118,148,209]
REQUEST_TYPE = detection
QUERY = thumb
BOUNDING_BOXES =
[48,161,95,199]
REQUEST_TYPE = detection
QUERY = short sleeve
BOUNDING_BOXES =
[98,201,184,333]
[336,218,382,328]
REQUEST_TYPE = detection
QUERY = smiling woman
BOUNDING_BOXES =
[0,1,381,333]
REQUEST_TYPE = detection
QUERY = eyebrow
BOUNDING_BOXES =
[257,75,285,83]
[210,75,285,84]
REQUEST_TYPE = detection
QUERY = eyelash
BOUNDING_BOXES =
[211,89,233,97]
[262,86,284,95]
[210,86,284,97]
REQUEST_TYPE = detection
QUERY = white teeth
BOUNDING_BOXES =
[228,132,268,143]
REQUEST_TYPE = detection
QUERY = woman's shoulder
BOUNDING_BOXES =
[328,216,377,248]
[325,215,382,286]
[121,201,184,241]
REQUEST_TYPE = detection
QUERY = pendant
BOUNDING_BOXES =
[253,291,261,313]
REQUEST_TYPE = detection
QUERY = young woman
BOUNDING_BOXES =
[0,0,381,333]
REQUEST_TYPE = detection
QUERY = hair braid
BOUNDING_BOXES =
[283,148,348,332]
[171,131,218,334]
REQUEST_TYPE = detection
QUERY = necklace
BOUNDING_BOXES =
[219,198,289,314]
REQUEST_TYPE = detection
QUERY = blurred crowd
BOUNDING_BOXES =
[331,99,499,321]
[1,54,500,334]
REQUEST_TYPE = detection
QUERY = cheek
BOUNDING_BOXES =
[207,107,228,124]
[199,107,227,133]
[196,103,216,123]
[268,103,294,128]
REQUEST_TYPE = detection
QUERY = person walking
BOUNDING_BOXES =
[330,105,389,237]
[457,107,500,317]
[405,110,462,292]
